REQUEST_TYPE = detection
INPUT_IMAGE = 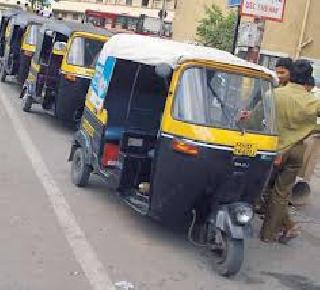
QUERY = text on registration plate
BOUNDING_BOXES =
[233,142,257,157]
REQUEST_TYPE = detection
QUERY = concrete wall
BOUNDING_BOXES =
[172,0,320,60]
[172,0,228,43]
[261,0,320,59]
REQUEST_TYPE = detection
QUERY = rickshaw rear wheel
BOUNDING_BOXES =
[213,231,244,277]
[71,147,90,187]
[0,65,6,82]
[22,89,33,112]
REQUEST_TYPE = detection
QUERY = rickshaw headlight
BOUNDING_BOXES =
[234,206,253,225]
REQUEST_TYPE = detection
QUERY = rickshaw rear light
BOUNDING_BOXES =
[172,139,199,156]
[274,154,283,166]
[102,143,120,167]
[64,73,77,82]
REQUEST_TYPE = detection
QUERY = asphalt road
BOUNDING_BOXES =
[0,80,320,290]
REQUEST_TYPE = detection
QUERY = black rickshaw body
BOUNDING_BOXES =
[1,13,37,78]
[17,17,48,85]
[70,34,278,276]
[73,34,278,221]
[23,20,111,122]
[0,9,21,58]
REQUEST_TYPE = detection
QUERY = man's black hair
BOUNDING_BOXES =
[305,76,315,87]
[276,57,293,71]
[291,59,313,85]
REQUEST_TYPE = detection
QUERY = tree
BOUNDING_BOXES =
[197,4,237,52]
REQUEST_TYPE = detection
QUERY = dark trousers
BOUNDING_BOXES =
[261,142,306,240]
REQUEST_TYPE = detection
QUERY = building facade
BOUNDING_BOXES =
[0,0,176,20]
[52,0,176,21]
[172,0,320,82]
[0,0,176,36]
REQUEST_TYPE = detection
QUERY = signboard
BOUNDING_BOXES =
[241,0,286,22]
[228,0,241,7]
[237,21,263,47]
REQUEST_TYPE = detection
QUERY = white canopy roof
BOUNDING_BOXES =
[100,34,276,78]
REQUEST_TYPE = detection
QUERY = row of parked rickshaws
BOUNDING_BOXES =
[0,8,280,277]
[0,9,111,121]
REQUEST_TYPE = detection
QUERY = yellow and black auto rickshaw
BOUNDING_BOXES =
[0,8,21,60]
[69,34,278,276]
[0,12,47,84]
[17,16,48,85]
[21,20,112,122]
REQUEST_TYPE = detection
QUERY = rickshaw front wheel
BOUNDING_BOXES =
[0,65,6,82]
[71,147,90,187]
[213,231,244,277]
[22,90,33,112]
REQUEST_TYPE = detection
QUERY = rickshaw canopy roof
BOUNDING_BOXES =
[11,12,48,28]
[100,34,276,79]
[0,8,22,19]
[41,20,113,37]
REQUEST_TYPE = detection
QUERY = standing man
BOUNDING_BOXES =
[292,76,320,204]
[261,59,320,243]
[255,58,293,215]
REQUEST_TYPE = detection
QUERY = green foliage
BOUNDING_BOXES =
[196,4,237,52]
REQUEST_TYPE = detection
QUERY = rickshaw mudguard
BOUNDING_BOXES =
[69,130,93,165]
[24,78,36,97]
[215,208,246,240]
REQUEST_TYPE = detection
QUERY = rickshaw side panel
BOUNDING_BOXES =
[80,104,106,163]
[149,134,274,224]
[55,75,91,122]
[18,53,32,85]
[3,22,26,76]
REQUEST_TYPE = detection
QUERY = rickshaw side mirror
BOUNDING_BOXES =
[155,63,172,79]
[53,41,67,54]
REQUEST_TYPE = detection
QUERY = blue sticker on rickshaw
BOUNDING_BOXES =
[90,56,116,109]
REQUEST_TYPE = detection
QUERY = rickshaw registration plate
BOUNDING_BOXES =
[233,142,257,157]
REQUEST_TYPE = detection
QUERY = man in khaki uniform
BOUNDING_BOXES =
[261,60,320,243]
[292,77,320,203]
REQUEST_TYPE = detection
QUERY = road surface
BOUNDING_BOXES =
[0,80,320,290]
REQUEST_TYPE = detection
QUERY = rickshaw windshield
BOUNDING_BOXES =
[26,24,40,45]
[67,36,105,68]
[173,66,276,135]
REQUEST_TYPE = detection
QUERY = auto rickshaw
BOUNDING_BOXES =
[69,34,278,276]
[21,20,112,122]
[17,16,48,86]
[0,8,21,60]
[0,12,47,84]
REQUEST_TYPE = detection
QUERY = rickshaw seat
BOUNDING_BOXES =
[104,126,124,142]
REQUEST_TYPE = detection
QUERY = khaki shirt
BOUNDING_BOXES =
[275,83,320,151]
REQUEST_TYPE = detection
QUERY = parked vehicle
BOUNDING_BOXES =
[0,8,21,60]
[69,34,278,276]
[0,12,47,84]
[21,20,112,122]
[17,16,48,86]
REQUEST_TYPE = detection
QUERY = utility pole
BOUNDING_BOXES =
[232,6,241,55]
[246,18,265,64]
[159,0,167,37]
